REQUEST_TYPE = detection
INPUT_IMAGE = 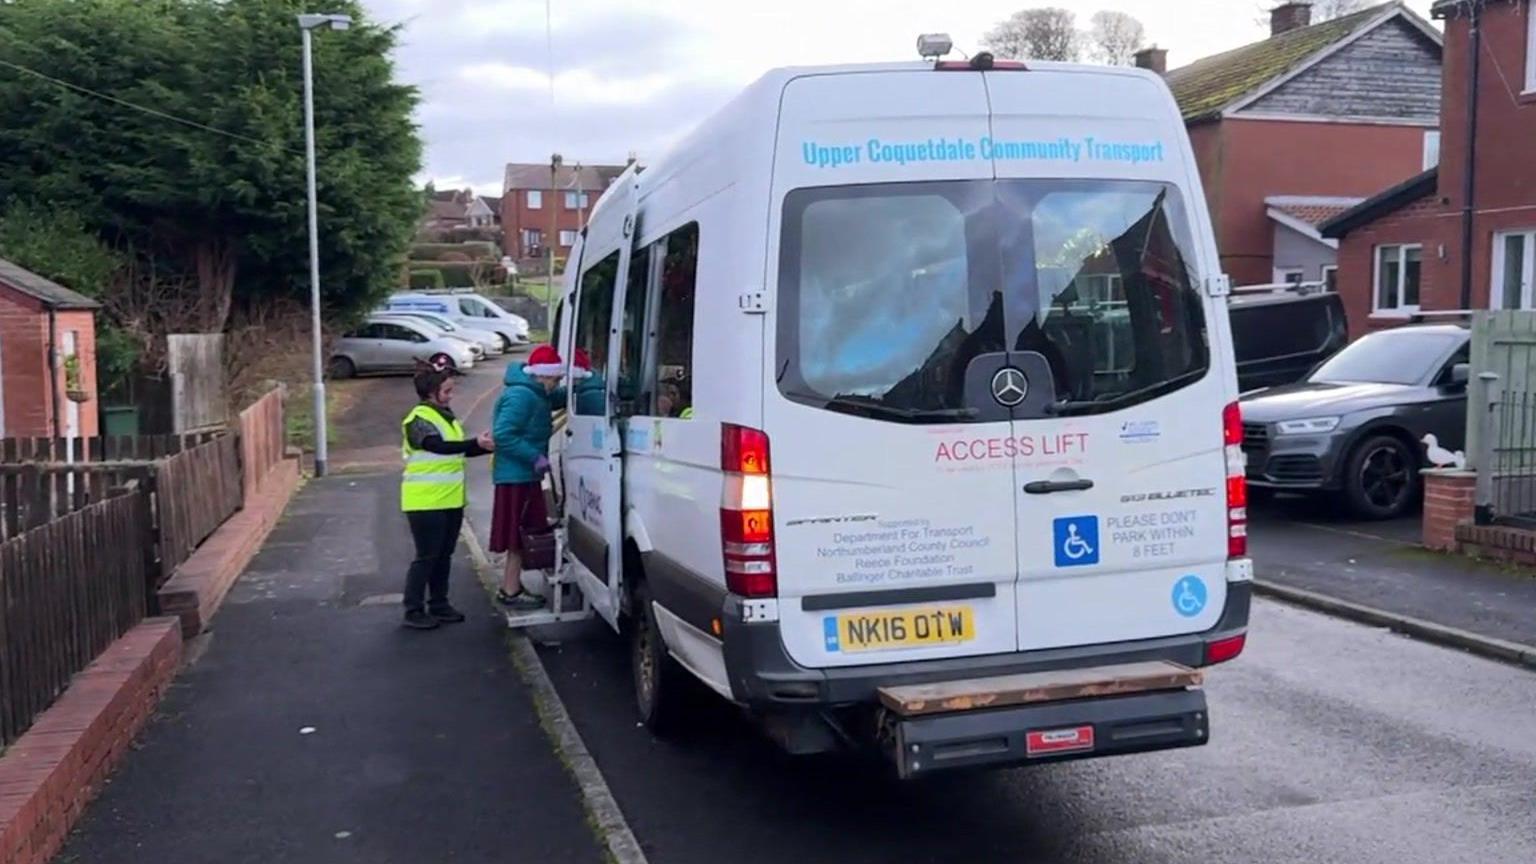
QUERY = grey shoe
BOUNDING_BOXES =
[496,589,545,611]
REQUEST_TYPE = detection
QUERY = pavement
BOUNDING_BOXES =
[55,470,603,860]
[1249,494,1536,651]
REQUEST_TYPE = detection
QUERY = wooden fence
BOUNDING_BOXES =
[0,433,243,580]
[238,387,287,503]
[0,485,152,747]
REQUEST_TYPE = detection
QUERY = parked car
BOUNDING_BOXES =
[385,291,530,348]
[1228,287,1347,394]
[1239,324,1470,519]
[374,310,501,356]
[329,317,475,379]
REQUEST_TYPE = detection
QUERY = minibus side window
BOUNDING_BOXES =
[574,252,620,416]
[648,223,699,420]
[617,243,653,411]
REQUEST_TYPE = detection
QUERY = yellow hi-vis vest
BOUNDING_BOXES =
[401,405,467,512]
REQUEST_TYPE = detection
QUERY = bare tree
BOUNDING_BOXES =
[1088,10,1147,66]
[983,7,1081,62]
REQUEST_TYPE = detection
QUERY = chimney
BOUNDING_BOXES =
[1270,2,1313,37]
[1134,46,1168,75]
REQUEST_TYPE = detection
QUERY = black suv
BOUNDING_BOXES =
[1239,324,1470,519]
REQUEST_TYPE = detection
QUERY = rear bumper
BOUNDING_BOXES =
[720,582,1250,709]
[891,687,1207,778]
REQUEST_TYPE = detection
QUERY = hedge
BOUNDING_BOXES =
[410,241,499,262]
[408,268,445,290]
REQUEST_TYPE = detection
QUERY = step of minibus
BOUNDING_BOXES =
[502,568,594,629]
[878,661,1208,778]
[878,661,1202,718]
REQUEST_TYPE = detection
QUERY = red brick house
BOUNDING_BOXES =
[1153,2,1444,287]
[0,257,100,439]
[501,162,629,271]
[1321,0,1536,336]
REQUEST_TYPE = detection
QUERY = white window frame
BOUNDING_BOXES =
[1372,244,1423,316]
[526,190,543,210]
[1526,0,1536,93]
[1422,130,1441,170]
[1322,264,1338,292]
[1492,230,1536,310]
[1274,267,1306,285]
[559,229,579,247]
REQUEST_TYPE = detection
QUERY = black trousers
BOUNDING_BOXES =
[404,508,465,613]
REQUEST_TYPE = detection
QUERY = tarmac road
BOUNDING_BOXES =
[522,597,1536,864]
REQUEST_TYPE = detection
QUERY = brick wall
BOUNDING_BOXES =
[0,619,182,864]
[0,289,50,437]
[1334,195,1454,339]
[1422,469,1476,552]
[0,293,100,438]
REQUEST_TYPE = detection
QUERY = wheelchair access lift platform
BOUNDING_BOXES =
[498,526,596,630]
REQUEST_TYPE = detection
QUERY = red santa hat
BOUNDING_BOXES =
[571,348,594,379]
[524,344,566,378]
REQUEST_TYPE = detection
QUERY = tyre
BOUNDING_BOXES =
[1344,434,1418,519]
[327,356,356,380]
[496,332,514,353]
[631,582,689,734]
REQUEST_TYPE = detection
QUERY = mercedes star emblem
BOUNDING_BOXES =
[991,367,1029,407]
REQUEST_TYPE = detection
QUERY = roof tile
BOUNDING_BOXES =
[1166,3,1396,122]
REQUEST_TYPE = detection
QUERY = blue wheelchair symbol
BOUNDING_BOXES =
[1172,576,1208,618]
[823,617,841,652]
[1053,516,1100,568]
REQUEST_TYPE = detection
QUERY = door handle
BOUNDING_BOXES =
[1024,479,1094,495]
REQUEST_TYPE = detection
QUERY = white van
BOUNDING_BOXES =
[545,54,1252,777]
[385,291,530,349]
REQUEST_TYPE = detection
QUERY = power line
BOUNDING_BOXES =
[0,56,300,153]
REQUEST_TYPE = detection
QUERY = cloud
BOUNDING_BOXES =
[367,0,1438,192]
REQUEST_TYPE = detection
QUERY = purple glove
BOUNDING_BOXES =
[534,455,551,475]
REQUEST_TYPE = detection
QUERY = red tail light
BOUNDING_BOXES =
[1205,633,1246,665]
[1224,402,1247,559]
[721,424,776,598]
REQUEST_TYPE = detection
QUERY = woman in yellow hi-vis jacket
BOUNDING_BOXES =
[400,355,494,630]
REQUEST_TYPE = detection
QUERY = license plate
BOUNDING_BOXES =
[823,606,975,653]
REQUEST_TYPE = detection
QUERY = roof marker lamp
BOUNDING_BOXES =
[917,33,954,60]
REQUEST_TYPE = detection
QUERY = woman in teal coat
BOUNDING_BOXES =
[490,344,566,609]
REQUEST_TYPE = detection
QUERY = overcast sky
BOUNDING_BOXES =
[361,0,1436,195]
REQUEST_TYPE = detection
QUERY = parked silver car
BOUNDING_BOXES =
[374,310,503,356]
[329,317,475,379]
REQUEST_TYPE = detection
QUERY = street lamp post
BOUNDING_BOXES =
[548,153,562,327]
[298,12,351,477]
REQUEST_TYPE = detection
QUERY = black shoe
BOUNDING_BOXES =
[497,589,546,611]
[429,605,467,624]
[402,610,440,630]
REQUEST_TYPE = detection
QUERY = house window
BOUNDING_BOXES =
[1322,265,1338,293]
[1274,267,1306,286]
[527,190,543,209]
[1493,230,1536,310]
[564,191,590,210]
[559,230,579,247]
[1374,244,1422,314]
[1422,130,1441,170]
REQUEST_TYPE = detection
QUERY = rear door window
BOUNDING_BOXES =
[775,180,1207,422]
[776,182,1004,422]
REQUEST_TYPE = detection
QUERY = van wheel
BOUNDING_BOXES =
[1344,435,1418,520]
[328,356,356,380]
[631,582,687,734]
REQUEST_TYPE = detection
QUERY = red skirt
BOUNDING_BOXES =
[489,482,549,554]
